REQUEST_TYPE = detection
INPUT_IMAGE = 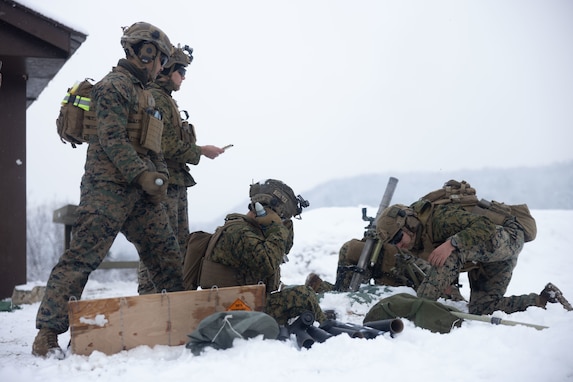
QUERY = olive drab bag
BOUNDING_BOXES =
[182,230,216,290]
[186,311,279,355]
[363,293,463,334]
[56,78,97,148]
[183,217,256,290]
[420,180,537,242]
[183,222,232,290]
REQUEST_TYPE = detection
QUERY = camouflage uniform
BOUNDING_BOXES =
[409,200,534,315]
[35,60,184,334]
[137,79,202,294]
[309,239,431,294]
[200,213,326,325]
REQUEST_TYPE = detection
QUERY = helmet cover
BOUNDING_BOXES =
[249,179,308,219]
[160,44,193,77]
[121,22,173,60]
[377,204,417,244]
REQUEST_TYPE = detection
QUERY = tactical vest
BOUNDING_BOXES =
[410,202,483,277]
[418,180,536,243]
[98,86,163,154]
[163,97,197,170]
[411,198,533,265]
[167,98,197,145]
[63,81,164,155]
[410,200,436,261]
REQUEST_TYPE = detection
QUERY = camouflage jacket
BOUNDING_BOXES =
[209,213,292,292]
[410,199,498,259]
[86,59,167,184]
[148,82,202,187]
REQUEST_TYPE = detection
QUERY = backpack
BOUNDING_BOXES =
[183,216,263,290]
[363,293,463,334]
[182,230,218,290]
[420,180,537,242]
[420,179,479,209]
[55,78,97,148]
[186,311,279,355]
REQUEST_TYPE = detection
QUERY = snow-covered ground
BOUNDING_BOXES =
[1,207,572,382]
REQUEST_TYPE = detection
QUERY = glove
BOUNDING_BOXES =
[283,219,293,231]
[255,208,282,227]
[136,171,168,204]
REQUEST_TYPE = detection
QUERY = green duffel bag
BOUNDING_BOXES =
[363,293,463,334]
[186,311,280,355]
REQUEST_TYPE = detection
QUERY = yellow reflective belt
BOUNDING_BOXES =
[62,93,91,111]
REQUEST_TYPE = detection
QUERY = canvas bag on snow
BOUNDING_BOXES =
[363,293,463,334]
[420,180,537,242]
[186,311,279,355]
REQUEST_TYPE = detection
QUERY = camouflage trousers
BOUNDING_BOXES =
[138,184,188,294]
[36,179,184,334]
[322,239,431,293]
[416,222,537,315]
[265,285,326,325]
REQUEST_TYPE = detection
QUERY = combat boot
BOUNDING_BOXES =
[305,273,323,293]
[32,328,65,359]
[305,273,334,294]
[441,284,467,302]
[539,283,573,311]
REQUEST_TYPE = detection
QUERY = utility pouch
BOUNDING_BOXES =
[56,101,84,145]
[140,109,164,153]
[181,120,197,145]
[472,199,509,226]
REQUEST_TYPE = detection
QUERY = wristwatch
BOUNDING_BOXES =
[450,236,459,249]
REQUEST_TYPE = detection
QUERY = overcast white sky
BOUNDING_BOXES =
[22,0,573,222]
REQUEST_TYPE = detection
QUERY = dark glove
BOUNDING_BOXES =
[255,208,282,227]
[283,219,293,231]
[136,171,168,204]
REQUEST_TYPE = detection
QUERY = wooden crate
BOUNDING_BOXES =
[68,285,266,355]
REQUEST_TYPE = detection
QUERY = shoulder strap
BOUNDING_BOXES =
[204,225,225,260]
[165,96,184,139]
[411,200,436,260]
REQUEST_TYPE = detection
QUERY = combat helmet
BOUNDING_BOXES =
[249,179,309,219]
[121,22,173,65]
[161,44,193,76]
[377,204,419,245]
